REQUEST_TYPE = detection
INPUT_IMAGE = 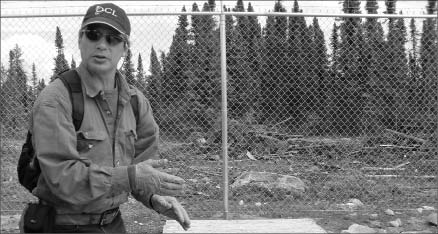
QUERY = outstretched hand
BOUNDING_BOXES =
[134,159,185,196]
[151,195,191,231]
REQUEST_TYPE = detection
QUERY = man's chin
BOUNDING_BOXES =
[87,63,115,74]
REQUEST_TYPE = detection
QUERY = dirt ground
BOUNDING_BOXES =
[1,197,437,233]
[2,137,437,233]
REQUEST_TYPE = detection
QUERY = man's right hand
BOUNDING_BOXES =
[132,159,185,196]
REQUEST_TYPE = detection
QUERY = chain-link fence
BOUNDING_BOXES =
[1,8,437,222]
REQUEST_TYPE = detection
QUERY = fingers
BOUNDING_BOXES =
[159,173,185,196]
[164,197,191,231]
[176,204,191,230]
[144,159,168,168]
[160,172,185,185]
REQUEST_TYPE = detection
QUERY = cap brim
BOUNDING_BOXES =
[82,19,126,36]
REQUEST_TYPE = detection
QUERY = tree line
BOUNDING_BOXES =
[1,0,437,138]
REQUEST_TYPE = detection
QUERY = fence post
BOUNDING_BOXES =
[220,7,229,220]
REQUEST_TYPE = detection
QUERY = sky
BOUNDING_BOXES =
[0,1,432,82]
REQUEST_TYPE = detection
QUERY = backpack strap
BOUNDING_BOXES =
[129,87,139,126]
[58,70,84,131]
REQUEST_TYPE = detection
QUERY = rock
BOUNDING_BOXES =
[426,213,437,226]
[231,171,306,195]
[369,220,382,228]
[402,231,435,233]
[0,215,21,232]
[342,224,376,233]
[340,199,365,211]
[417,208,423,214]
[246,151,257,160]
[387,227,403,233]
[369,214,379,220]
[422,206,435,211]
[407,217,427,231]
[384,209,395,216]
[348,198,364,207]
[389,218,402,227]
[201,177,211,184]
[238,200,244,206]
[349,212,358,217]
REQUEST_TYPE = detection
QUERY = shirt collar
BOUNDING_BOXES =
[76,64,131,103]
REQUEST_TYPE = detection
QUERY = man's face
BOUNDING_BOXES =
[79,23,127,75]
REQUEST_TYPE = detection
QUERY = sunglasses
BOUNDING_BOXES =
[82,29,125,46]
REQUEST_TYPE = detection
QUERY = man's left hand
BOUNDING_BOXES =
[151,195,191,231]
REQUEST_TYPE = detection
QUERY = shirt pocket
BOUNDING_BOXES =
[121,129,137,158]
[76,130,106,153]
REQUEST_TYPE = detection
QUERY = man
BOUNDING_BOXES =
[22,3,190,233]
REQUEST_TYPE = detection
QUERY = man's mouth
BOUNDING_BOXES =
[93,55,107,59]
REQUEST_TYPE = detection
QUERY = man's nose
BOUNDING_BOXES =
[96,36,109,49]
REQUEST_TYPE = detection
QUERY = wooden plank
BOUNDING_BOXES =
[163,219,327,233]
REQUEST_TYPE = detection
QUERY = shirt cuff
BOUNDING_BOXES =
[111,166,131,193]
[127,165,136,191]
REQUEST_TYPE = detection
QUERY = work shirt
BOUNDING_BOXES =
[31,64,159,216]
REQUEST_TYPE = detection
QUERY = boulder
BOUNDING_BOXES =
[342,224,376,233]
[231,171,306,195]
[384,209,395,216]
[389,218,402,227]
[426,213,437,226]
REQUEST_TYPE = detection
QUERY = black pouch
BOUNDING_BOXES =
[23,202,56,233]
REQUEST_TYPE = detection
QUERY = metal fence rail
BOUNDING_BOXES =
[1,9,437,221]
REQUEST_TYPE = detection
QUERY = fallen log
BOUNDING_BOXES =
[363,145,419,150]
[365,175,435,179]
[394,161,410,168]
[361,167,406,171]
[385,129,427,144]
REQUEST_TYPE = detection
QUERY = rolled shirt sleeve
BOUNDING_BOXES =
[131,89,160,163]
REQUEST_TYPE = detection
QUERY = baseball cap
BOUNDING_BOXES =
[81,3,131,36]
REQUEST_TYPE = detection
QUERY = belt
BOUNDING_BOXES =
[55,207,120,226]
[38,200,120,226]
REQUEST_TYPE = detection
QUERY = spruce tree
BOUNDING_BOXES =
[336,0,364,135]
[147,47,162,109]
[30,63,38,107]
[362,0,386,135]
[408,18,419,82]
[136,53,146,91]
[260,1,288,124]
[188,2,221,130]
[286,0,310,128]
[246,2,262,121]
[37,79,46,95]
[162,6,190,104]
[309,17,329,134]
[121,49,136,86]
[4,45,29,130]
[31,63,38,95]
[52,26,69,81]
[71,56,76,69]
[227,1,255,119]
[418,0,437,133]
[0,63,6,122]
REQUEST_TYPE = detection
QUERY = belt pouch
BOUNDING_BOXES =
[23,202,56,233]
